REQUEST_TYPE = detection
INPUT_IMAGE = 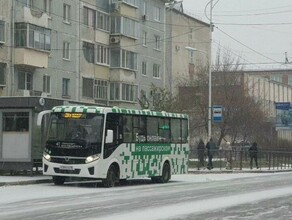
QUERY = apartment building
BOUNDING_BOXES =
[165,5,210,95]
[0,0,172,171]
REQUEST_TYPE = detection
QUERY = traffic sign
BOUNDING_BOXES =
[213,105,223,122]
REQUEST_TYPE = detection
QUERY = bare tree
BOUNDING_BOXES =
[177,49,274,146]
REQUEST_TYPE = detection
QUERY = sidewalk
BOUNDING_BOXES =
[0,175,51,187]
[189,167,292,174]
[1,167,292,187]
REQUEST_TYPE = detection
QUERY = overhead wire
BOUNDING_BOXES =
[214,26,292,68]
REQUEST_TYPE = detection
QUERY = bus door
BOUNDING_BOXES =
[171,118,188,148]
[104,113,122,159]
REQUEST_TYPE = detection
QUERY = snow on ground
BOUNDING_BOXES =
[1,172,292,220]
[0,172,285,205]
[97,187,292,220]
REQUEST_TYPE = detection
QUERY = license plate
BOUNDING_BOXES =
[60,165,73,170]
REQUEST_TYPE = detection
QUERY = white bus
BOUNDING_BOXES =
[38,105,189,187]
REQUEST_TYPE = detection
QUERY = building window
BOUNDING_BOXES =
[43,75,50,93]
[19,0,33,7]
[154,35,161,50]
[110,82,137,102]
[110,83,120,100]
[112,0,137,6]
[96,44,109,65]
[0,63,6,85]
[82,77,94,98]
[15,23,51,51]
[123,0,138,6]
[188,50,194,64]
[94,79,108,100]
[63,41,70,60]
[153,64,160,78]
[111,16,139,38]
[142,31,147,46]
[63,4,71,23]
[121,50,137,70]
[271,75,282,83]
[62,78,70,96]
[84,7,96,28]
[44,0,52,15]
[154,6,161,21]
[122,84,137,101]
[83,41,95,63]
[142,61,147,76]
[96,11,110,31]
[0,20,5,43]
[18,71,33,90]
[288,76,292,86]
[110,48,137,71]
[3,112,29,132]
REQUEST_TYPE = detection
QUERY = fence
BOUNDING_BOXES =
[189,149,292,171]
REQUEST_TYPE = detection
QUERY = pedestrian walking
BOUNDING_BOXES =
[224,142,232,169]
[206,138,217,170]
[248,142,259,169]
[197,139,205,170]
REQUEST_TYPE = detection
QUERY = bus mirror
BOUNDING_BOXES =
[105,129,113,143]
[37,110,52,126]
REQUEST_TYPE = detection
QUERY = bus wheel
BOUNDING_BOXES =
[151,177,159,183]
[158,162,171,183]
[52,176,65,185]
[103,165,117,187]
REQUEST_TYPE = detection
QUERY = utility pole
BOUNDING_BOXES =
[207,0,213,140]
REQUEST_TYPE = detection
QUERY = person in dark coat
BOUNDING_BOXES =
[197,139,205,170]
[249,142,259,169]
[206,138,217,170]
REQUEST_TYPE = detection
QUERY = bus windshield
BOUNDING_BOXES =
[47,113,104,144]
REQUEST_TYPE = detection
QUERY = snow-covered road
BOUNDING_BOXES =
[1,172,292,220]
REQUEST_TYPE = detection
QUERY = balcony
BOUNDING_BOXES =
[15,48,48,69]
[17,90,47,97]
[15,6,49,28]
[111,2,137,18]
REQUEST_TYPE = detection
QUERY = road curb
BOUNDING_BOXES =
[0,178,52,187]
[188,169,292,174]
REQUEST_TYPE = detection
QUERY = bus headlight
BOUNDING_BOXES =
[43,152,51,162]
[85,154,100,164]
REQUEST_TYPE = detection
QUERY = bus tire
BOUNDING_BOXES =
[103,164,118,187]
[52,176,65,185]
[158,162,171,183]
[151,177,159,183]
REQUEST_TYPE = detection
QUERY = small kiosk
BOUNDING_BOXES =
[0,97,67,172]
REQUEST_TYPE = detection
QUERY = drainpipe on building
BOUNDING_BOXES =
[77,0,81,101]
[10,0,15,96]
[163,5,166,90]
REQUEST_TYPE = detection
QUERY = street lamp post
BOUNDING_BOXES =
[208,0,213,141]
[186,0,214,140]
[185,46,212,139]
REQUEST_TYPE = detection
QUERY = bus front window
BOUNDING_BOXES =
[47,113,104,144]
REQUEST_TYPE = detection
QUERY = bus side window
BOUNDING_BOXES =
[123,115,133,142]
[133,116,146,143]
[181,119,188,143]
[147,117,159,143]
[171,118,181,143]
[159,118,170,143]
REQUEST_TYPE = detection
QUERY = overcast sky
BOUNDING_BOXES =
[182,0,292,70]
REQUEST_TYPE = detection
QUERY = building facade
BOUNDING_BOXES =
[0,0,173,171]
[165,5,210,95]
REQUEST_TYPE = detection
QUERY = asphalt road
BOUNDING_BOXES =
[0,173,292,220]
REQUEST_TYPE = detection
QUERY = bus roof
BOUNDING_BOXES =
[52,106,188,119]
